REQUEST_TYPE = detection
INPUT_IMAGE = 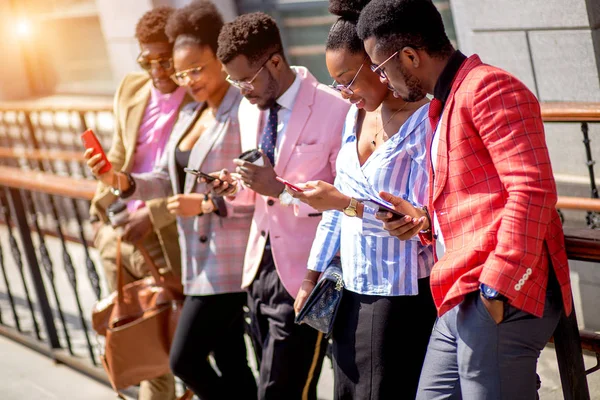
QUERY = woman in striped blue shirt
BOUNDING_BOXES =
[291,5,436,399]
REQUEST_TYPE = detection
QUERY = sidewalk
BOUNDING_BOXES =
[0,335,133,400]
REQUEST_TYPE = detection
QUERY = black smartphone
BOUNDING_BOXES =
[362,199,407,221]
[183,168,217,182]
[238,149,264,166]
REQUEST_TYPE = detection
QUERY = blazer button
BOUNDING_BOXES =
[199,235,208,243]
[267,199,275,206]
[261,230,266,237]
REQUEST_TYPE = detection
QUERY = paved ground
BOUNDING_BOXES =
[0,227,598,399]
[0,334,131,400]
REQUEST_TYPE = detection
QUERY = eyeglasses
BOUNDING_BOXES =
[226,53,276,92]
[330,57,368,96]
[370,51,399,81]
[137,55,173,72]
[170,62,212,86]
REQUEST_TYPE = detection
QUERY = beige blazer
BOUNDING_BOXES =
[89,72,192,275]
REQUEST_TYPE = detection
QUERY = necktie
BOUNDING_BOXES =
[259,103,282,166]
[428,98,443,131]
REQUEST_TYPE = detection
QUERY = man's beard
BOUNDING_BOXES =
[397,63,427,103]
[257,71,280,110]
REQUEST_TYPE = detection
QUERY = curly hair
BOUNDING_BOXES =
[357,0,453,58]
[328,0,371,20]
[135,6,174,44]
[217,12,285,66]
[165,0,224,53]
[326,0,372,54]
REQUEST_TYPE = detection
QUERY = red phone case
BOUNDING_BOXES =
[276,176,304,192]
[81,129,111,174]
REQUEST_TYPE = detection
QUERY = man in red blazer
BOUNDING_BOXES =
[358,1,573,399]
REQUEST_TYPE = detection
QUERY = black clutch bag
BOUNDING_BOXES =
[295,256,344,338]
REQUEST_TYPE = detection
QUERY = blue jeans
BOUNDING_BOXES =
[416,278,562,400]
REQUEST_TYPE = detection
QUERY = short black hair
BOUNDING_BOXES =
[135,6,174,44]
[165,0,224,54]
[217,12,285,66]
[326,0,372,54]
[357,0,453,57]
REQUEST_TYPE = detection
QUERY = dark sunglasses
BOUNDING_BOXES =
[137,56,173,71]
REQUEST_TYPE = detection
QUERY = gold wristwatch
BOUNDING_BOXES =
[343,198,358,217]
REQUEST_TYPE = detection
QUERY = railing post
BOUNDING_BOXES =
[553,301,590,400]
[6,187,60,349]
[581,122,600,228]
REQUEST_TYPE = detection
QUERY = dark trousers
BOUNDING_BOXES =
[416,270,562,400]
[169,292,257,400]
[333,278,437,400]
[247,246,327,400]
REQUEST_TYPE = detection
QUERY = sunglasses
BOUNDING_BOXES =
[226,53,277,92]
[370,51,399,80]
[137,56,173,72]
[330,57,368,96]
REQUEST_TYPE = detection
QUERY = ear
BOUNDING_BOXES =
[270,53,285,71]
[400,47,421,68]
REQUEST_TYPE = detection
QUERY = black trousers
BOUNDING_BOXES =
[169,292,257,400]
[332,277,437,400]
[247,246,327,400]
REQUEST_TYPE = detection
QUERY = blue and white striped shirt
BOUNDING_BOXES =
[307,104,433,296]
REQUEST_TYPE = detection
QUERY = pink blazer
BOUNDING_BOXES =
[236,67,350,297]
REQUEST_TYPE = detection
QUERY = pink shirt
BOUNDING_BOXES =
[128,86,186,212]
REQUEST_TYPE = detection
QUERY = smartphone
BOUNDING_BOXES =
[275,176,304,192]
[238,149,264,166]
[362,199,406,221]
[183,168,217,182]
[80,129,111,174]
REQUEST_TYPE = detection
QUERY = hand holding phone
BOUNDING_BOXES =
[238,149,264,166]
[183,168,217,183]
[276,176,304,192]
[362,199,406,221]
[81,129,111,174]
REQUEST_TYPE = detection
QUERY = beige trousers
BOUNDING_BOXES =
[95,224,176,400]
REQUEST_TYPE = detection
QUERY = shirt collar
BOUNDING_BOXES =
[276,69,302,111]
[433,50,467,106]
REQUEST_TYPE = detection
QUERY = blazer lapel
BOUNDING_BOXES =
[167,103,202,194]
[184,87,242,193]
[122,81,152,171]
[274,74,315,174]
[432,55,483,203]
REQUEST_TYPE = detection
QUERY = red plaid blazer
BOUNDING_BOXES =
[425,55,572,318]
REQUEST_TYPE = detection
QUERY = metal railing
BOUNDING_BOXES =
[0,164,104,376]
[541,102,600,228]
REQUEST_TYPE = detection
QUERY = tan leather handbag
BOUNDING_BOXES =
[92,237,187,397]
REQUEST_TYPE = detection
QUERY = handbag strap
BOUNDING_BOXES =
[115,234,182,304]
[116,235,124,303]
[135,240,183,295]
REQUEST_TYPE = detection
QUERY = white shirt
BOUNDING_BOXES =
[430,111,446,258]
